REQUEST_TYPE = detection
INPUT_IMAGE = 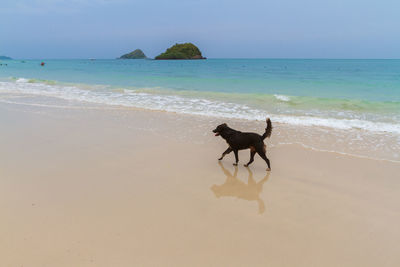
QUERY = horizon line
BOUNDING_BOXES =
[3,57,400,60]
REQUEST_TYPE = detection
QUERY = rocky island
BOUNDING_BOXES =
[155,43,206,60]
[0,56,12,60]
[119,49,146,59]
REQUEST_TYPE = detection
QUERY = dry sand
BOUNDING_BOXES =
[1,101,400,267]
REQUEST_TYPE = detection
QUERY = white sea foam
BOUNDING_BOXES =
[1,79,400,135]
[16,78,29,83]
[274,94,290,102]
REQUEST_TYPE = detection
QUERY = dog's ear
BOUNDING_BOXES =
[222,123,227,127]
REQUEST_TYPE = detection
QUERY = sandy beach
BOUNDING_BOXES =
[1,100,399,267]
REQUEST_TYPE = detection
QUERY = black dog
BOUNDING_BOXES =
[213,118,272,171]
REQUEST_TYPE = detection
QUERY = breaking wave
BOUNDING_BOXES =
[1,78,400,135]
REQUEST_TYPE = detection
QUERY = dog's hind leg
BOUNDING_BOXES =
[256,146,271,171]
[218,147,232,160]
[244,150,256,167]
[233,150,239,166]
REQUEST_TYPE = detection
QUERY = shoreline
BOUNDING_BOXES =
[1,63,400,136]
[0,91,399,163]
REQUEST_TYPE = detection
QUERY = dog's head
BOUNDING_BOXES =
[212,123,228,136]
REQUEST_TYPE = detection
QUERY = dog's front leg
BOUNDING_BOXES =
[218,147,232,160]
[233,150,239,165]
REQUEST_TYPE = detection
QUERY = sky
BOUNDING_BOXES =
[1,0,399,59]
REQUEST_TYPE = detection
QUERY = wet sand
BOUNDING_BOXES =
[1,101,400,267]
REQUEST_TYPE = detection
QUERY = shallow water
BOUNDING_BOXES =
[0,58,399,160]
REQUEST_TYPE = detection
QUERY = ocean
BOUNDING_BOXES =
[1,58,399,160]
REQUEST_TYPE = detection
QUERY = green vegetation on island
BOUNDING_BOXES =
[0,56,12,60]
[155,43,206,60]
[119,49,146,59]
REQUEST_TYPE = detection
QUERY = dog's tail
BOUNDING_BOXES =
[262,118,272,140]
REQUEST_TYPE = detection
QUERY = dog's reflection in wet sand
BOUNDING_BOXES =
[211,162,270,214]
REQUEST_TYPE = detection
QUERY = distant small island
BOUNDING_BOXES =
[0,56,12,60]
[119,49,146,59]
[155,43,206,60]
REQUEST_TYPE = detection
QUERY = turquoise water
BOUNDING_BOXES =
[1,59,400,133]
